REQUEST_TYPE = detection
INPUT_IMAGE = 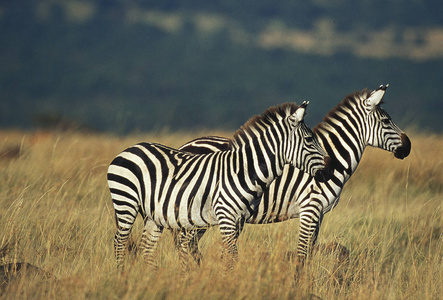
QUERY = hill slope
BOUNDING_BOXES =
[0,1,442,132]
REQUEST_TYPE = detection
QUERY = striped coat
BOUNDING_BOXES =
[108,102,331,269]
[176,85,411,266]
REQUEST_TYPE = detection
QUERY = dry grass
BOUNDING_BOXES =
[0,129,441,299]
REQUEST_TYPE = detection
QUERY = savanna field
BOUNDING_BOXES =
[0,129,441,299]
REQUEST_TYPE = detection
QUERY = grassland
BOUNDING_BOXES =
[0,129,441,299]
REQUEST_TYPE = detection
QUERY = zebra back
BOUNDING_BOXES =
[180,136,231,154]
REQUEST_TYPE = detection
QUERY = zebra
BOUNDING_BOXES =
[175,85,411,267]
[107,102,332,270]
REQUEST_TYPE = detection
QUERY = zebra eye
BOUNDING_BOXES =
[305,136,313,143]
[381,118,390,125]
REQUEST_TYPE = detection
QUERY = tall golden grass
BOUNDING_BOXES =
[0,129,441,299]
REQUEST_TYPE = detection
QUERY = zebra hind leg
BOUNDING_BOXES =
[139,220,164,271]
[114,211,138,270]
[114,225,132,269]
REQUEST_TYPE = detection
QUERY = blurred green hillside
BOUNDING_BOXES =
[1,0,442,133]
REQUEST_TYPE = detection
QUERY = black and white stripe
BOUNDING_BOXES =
[176,85,411,265]
[108,102,331,269]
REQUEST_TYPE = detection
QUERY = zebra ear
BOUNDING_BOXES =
[366,84,388,110]
[290,101,308,126]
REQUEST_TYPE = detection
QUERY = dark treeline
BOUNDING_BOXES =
[0,1,441,133]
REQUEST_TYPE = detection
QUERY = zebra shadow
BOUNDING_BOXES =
[0,243,55,295]
[0,262,55,294]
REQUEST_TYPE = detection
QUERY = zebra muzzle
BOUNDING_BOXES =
[314,156,333,182]
[394,133,411,159]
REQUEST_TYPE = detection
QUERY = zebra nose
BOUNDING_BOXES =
[314,156,333,182]
[394,133,411,159]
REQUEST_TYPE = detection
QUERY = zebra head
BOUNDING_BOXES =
[287,102,332,182]
[364,85,411,159]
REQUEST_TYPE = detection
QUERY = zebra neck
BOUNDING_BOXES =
[231,139,283,194]
[316,123,366,182]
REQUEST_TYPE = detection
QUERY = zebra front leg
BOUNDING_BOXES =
[220,215,245,271]
[297,209,324,267]
[173,228,206,271]
[139,220,163,270]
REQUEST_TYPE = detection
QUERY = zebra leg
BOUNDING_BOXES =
[220,215,245,271]
[139,220,163,270]
[114,227,132,269]
[113,211,137,269]
[189,229,206,263]
[297,209,324,267]
[173,228,206,271]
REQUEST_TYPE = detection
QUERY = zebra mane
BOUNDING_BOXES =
[313,88,376,133]
[231,102,300,147]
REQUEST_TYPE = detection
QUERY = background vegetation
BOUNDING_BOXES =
[0,0,442,133]
[0,129,441,299]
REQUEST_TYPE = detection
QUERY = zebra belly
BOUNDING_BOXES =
[147,180,219,230]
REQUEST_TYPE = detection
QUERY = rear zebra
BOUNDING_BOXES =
[178,136,231,155]
[107,102,332,270]
[176,85,411,266]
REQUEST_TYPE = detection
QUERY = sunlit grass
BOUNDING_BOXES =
[0,129,441,299]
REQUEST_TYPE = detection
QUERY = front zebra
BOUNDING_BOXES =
[107,102,331,270]
[176,85,411,266]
